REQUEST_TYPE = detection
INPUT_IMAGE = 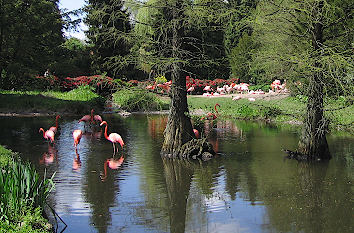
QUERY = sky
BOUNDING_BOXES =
[59,0,87,40]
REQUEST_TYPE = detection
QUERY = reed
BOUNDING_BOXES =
[0,157,54,226]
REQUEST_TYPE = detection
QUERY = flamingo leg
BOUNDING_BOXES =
[112,143,116,156]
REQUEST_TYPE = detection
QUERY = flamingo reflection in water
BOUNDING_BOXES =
[101,156,124,181]
[39,144,57,165]
[73,148,82,172]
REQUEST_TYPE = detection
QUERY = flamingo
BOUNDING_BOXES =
[100,121,124,155]
[201,103,220,120]
[73,129,83,148]
[187,86,195,93]
[49,115,60,134]
[93,112,103,124]
[39,128,55,143]
[193,129,200,139]
[203,85,212,93]
[78,109,94,124]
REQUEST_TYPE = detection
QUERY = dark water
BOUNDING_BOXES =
[0,115,353,233]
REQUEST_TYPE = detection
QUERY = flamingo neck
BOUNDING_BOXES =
[40,128,45,137]
[103,123,109,140]
[55,116,59,128]
[90,110,94,122]
[214,104,219,114]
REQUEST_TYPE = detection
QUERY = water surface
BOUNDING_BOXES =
[0,115,352,233]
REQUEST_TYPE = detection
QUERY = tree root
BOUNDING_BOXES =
[282,149,324,161]
[161,138,215,161]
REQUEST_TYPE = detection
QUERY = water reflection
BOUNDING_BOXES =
[39,144,57,166]
[101,156,124,182]
[72,149,82,172]
[0,115,352,233]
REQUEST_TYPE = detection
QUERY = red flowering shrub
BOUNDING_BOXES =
[62,74,120,93]
[128,80,139,86]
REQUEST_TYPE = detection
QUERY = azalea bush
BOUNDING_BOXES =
[62,73,122,93]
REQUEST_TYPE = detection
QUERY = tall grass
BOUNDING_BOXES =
[113,88,170,112]
[0,145,54,232]
[0,159,54,223]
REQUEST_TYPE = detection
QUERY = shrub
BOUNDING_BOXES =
[113,88,169,112]
[155,75,167,84]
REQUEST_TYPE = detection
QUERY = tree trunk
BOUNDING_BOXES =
[297,0,331,160]
[298,74,331,160]
[161,0,195,156]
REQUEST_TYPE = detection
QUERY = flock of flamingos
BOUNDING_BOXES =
[38,105,221,176]
[39,109,126,179]
[39,109,124,156]
[39,104,221,149]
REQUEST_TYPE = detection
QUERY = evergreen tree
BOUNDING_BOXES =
[85,0,132,78]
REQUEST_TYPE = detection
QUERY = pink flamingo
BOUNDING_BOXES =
[73,129,83,148]
[78,109,94,124]
[100,121,124,155]
[49,115,60,134]
[193,129,200,139]
[39,128,55,143]
[201,103,220,120]
[92,111,103,124]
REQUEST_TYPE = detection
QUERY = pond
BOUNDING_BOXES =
[0,114,353,233]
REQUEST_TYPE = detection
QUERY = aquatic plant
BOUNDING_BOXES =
[0,158,55,224]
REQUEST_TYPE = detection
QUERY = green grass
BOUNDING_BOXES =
[0,85,104,114]
[0,145,53,233]
[187,95,354,132]
[113,88,170,112]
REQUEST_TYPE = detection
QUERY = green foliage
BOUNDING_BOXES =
[229,32,257,83]
[0,206,51,233]
[113,88,170,112]
[62,85,100,101]
[154,75,167,84]
[51,38,92,78]
[85,0,132,78]
[0,146,16,168]
[0,0,64,87]
[252,0,353,97]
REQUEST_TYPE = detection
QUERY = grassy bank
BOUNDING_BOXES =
[0,85,104,115]
[0,145,54,233]
[187,95,353,132]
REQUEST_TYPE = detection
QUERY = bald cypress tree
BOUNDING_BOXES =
[254,0,353,160]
